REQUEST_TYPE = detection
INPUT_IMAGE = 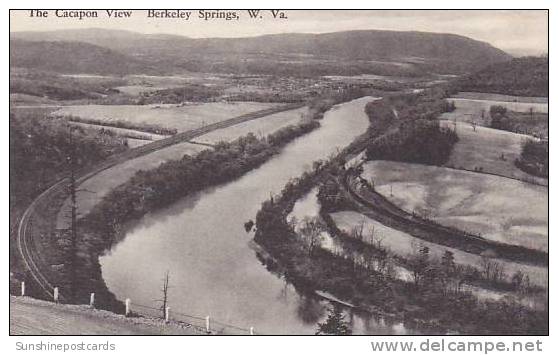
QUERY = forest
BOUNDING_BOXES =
[459,56,548,97]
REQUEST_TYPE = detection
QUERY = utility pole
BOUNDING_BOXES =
[67,126,78,302]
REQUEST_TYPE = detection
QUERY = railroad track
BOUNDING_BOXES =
[341,171,548,267]
[15,103,305,301]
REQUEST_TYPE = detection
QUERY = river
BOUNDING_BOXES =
[99,96,413,334]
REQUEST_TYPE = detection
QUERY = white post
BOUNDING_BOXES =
[125,298,131,316]
[165,307,170,322]
[205,316,211,333]
[21,282,25,297]
[53,287,59,303]
[89,293,95,308]
[249,326,255,335]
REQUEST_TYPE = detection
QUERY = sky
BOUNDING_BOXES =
[9,10,548,56]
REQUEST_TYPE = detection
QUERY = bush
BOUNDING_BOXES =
[515,140,548,178]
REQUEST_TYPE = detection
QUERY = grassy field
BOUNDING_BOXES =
[440,96,548,124]
[440,120,547,185]
[330,210,548,287]
[194,107,308,144]
[51,102,279,132]
[361,161,548,252]
[452,92,548,104]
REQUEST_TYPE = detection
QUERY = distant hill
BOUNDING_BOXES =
[10,40,157,75]
[10,29,512,76]
[459,56,548,97]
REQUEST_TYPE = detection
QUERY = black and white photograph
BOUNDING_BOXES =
[8,7,550,341]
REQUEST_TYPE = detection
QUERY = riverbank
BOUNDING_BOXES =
[254,161,548,334]
[253,92,548,334]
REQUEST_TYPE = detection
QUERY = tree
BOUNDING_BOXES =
[316,306,352,335]
[299,216,326,257]
[490,105,507,120]
[441,250,456,275]
[409,244,430,287]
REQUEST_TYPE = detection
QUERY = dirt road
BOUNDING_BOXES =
[10,296,204,335]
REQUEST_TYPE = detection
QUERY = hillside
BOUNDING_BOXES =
[11,29,512,75]
[459,56,549,97]
[10,40,157,75]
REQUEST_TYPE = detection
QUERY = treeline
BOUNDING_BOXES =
[515,140,549,178]
[71,120,320,306]
[489,105,548,139]
[176,58,427,78]
[60,115,178,136]
[363,89,459,166]
[137,84,222,104]
[459,56,548,97]
[10,68,125,101]
[10,113,127,210]
[366,119,458,165]
[83,119,319,235]
[254,161,548,335]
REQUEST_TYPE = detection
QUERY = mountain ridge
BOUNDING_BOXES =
[10,28,513,75]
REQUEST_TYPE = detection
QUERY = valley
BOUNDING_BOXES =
[9,25,548,335]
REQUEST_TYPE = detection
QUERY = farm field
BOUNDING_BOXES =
[51,102,279,132]
[194,107,308,144]
[361,161,548,252]
[330,211,548,287]
[440,120,547,185]
[440,95,548,125]
[55,106,309,229]
[452,92,548,104]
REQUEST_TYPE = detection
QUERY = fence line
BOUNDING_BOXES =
[19,283,260,335]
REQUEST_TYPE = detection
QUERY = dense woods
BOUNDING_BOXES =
[10,112,126,210]
[363,88,459,166]
[9,112,126,279]
[460,56,548,97]
[366,120,458,165]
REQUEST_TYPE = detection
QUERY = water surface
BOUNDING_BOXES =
[100,97,412,334]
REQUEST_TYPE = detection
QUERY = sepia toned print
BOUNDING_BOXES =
[9,9,548,335]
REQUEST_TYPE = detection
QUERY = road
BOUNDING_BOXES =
[16,103,305,302]
[10,296,203,335]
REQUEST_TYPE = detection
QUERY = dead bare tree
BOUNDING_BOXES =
[159,271,170,319]
[299,216,326,257]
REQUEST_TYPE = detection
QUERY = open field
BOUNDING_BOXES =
[330,210,548,287]
[55,105,308,229]
[51,102,279,132]
[440,97,548,124]
[440,120,547,185]
[361,161,548,252]
[194,107,308,144]
[452,92,548,104]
